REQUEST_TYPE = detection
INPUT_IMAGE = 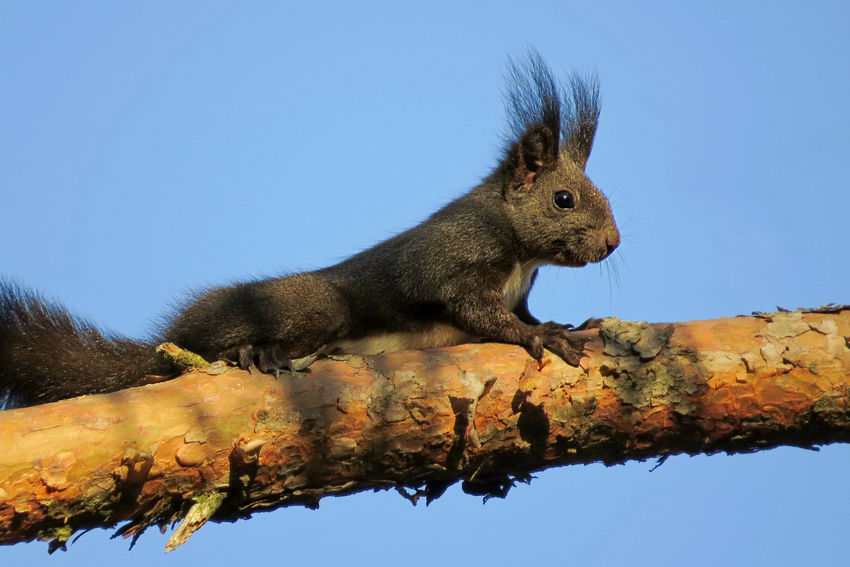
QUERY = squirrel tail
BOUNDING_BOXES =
[0,281,172,409]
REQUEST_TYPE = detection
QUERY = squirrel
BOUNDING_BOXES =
[0,50,619,409]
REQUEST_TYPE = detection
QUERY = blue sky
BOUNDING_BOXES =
[2,1,849,564]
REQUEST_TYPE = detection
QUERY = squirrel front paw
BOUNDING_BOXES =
[527,321,589,366]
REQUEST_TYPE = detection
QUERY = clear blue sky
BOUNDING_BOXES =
[2,1,849,564]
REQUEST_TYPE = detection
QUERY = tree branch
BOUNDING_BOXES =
[1,309,848,551]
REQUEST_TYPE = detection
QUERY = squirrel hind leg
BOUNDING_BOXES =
[219,343,286,375]
[255,343,288,376]
[223,342,327,377]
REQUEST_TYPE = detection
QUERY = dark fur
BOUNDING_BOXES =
[0,283,173,408]
[0,50,619,408]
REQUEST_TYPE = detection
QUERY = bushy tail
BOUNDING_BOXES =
[0,282,172,409]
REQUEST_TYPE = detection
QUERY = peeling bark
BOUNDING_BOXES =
[1,309,849,551]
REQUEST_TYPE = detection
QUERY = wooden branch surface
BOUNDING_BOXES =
[1,310,849,550]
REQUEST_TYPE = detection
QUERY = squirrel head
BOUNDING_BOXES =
[495,49,620,267]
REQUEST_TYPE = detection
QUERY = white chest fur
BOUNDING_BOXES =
[502,261,541,311]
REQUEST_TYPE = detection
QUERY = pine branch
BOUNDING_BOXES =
[1,309,848,552]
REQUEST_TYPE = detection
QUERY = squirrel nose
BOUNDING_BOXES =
[605,231,620,257]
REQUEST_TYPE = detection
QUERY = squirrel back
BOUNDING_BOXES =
[1,49,619,409]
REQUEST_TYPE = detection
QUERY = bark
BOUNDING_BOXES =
[1,309,849,551]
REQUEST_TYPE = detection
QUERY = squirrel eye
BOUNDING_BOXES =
[553,190,576,210]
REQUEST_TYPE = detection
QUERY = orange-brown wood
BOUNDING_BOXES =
[1,310,848,550]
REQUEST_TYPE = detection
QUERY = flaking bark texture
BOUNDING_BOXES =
[1,309,849,551]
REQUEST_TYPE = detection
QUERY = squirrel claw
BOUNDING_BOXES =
[224,343,291,376]
[575,317,604,331]
[226,342,326,377]
[289,344,327,372]
[527,321,590,367]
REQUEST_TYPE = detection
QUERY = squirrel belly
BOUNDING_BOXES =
[1,49,620,409]
[330,261,541,355]
[328,324,478,356]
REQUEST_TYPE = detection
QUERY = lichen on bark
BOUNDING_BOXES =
[0,309,848,552]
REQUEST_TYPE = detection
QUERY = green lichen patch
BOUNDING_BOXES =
[601,354,696,412]
[41,524,74,554]
[634,325,675,359]
[599,318,647,356]
[598,318,673,360]
[155,342,210,370]
[550,392,598,424]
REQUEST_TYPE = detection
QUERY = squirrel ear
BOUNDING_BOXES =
[508,123,558,187]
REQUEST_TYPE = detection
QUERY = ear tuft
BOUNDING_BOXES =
[561,73,601,171]
[498,48,562,186]
[496,48,602,179]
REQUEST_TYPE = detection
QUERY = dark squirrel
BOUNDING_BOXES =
[0,51,619,409]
